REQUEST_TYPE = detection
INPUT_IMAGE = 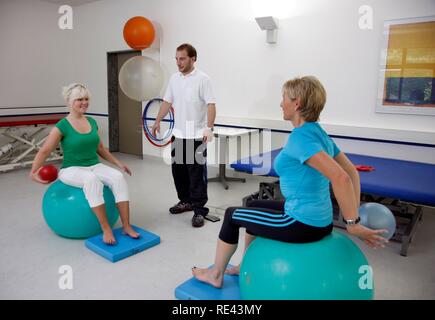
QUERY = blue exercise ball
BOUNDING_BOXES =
[42,180,119,238]
[359,202,396,240]
[239,231,374,300]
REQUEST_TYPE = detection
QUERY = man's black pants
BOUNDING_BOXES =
[171,137,209,217]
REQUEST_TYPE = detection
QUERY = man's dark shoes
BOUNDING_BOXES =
[169,202,193,214]
[192,214,205,228]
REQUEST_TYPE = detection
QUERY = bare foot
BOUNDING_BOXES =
[103,229,116,245]
[225,264,240,276]
[123,225,140,239]
[192,267,223,288]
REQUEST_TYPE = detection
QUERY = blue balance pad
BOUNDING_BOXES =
[85,226,160,262]
[175,265,240,300]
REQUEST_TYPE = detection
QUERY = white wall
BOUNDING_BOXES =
[66,0,435,159]
[154,0,435,133]
[1,0,434,162]
[0,0,75,108]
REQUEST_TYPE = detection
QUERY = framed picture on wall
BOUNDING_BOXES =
[376,16,435,116]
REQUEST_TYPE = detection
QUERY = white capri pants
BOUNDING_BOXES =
[58,163,129,208]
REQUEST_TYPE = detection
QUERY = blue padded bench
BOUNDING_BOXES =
[231,149,435,256]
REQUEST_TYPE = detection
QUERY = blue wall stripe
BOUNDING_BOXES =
[1,112,433,148]
[214,123,435,148]
[0,112,68,118]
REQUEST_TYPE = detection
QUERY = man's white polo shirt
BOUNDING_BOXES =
[163,68,216,139]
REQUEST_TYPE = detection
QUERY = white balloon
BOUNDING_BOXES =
[118,56,164,101]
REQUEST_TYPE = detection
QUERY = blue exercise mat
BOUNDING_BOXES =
[85,226,160,262]
[175,265,240,300]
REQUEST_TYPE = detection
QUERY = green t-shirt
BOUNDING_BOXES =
[55,116,100,168]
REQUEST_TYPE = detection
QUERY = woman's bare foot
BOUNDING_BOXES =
[192,267,223,288]
[123,225,140,239]
[225,264,240,276]
[102,228,116,245]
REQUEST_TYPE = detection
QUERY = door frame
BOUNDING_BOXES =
[107,49,141,152]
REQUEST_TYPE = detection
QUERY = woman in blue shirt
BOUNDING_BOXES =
[192,76,388,288]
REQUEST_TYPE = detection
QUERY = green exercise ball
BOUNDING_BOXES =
[239,231,374,300]
[42,180,119,238]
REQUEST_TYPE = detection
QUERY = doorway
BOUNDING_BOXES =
[107,50,142,157]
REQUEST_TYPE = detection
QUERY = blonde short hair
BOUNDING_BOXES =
[62,83,91,106]
[282,76,326,122]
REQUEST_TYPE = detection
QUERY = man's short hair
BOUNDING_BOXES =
[177,43,197,61]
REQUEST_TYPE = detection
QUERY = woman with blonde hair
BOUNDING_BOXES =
[30,83,139,244]
[192,76,388,288]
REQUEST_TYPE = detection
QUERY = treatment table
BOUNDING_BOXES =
[231,149,435,256]
[0,113,65,172]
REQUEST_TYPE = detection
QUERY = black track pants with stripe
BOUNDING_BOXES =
[218,199,333,244]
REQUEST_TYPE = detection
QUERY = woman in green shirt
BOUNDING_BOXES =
[30,83,138,244]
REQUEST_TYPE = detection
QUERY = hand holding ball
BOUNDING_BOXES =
[359,202,396,240]
[38,165,58,183]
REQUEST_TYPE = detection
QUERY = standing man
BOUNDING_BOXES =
[152,43,216,228]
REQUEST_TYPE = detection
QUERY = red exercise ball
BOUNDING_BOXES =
[123,16,155,50]
[39,165,58,183]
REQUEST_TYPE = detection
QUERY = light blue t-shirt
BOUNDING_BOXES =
[274,122,341,227]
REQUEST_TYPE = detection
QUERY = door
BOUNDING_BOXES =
[107,50,142,156]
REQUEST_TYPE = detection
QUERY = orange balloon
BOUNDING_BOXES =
[123,16,155,50]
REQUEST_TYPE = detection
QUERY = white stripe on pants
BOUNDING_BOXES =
[58,163,129,208]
